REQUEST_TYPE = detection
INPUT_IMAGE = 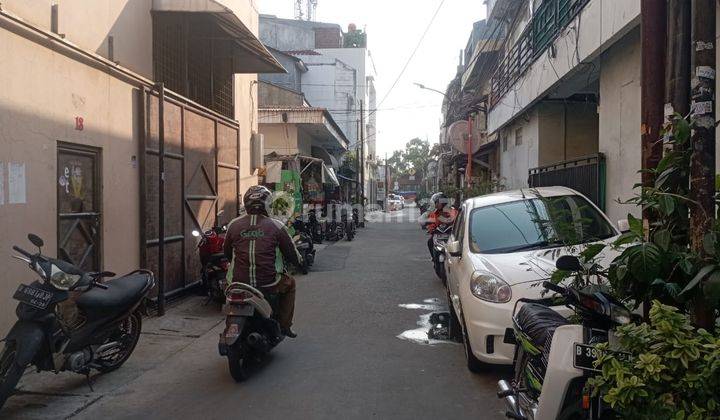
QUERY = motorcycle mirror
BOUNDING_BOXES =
[27,234,44,249]
[191,230,201,238]
[556,255,583,272]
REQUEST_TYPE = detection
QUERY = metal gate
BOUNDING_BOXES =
[528,153,605,210]
[139,86,241,311]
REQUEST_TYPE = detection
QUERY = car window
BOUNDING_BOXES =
[452,206,465,244]
[468,195,616,254]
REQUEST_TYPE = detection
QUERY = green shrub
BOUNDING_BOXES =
[588,301,720,420]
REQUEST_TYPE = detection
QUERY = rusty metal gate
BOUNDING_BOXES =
[139,86,241,312]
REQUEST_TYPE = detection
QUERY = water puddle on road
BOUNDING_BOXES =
[397,299,458,346]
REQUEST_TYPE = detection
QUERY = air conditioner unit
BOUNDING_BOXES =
[251,132,264,170]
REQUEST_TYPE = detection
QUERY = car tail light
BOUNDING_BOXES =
[226,289,253,303]
[582,394,590,410]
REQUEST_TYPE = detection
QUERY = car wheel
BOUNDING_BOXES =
[461,316,486,373]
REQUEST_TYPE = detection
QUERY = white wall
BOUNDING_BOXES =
[598,29,641,223]
[488,0,640,134]
[498,110,539,189]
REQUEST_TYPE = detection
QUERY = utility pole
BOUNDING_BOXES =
[640,0,667,221]
[384,152,389,212]
[666,0,692,118]
[355,119,360,205]
[690,0,716,327]
[360,101,366,227]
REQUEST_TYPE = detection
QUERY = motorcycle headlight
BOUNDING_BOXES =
[609,303,632,325]
[470,271,512,303]
[50,265,81,290]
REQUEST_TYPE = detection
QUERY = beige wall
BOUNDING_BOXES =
[598,29,642,223]
[538,102,599,166]
[0,28,141,333]
[2,0,154,77]
[498,110,539,189]
[260,124,300,156]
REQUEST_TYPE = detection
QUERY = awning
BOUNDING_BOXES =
[152,0,285,74]
[323,166,340,187]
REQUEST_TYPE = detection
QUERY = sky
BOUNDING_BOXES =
[258,0,487,157]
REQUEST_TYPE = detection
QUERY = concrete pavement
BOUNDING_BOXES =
[2,207,506,420]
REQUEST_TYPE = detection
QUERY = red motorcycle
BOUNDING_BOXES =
[192,225,229,303]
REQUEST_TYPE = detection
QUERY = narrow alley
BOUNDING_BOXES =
[3,207,505,420]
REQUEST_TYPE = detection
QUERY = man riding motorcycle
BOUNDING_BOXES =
[223,185,302,338]
[426,192,458,257]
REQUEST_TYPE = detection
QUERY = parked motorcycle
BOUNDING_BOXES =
[0,234,155,409]
[192,224,229,303]
[218,282,284,382]
[343,211,355,241]
[430,224,452,283]
[291,219,315,275]
[352,208,361,229]
[325,218,345,242]
[497,256,633,420]
[307,209,324,244]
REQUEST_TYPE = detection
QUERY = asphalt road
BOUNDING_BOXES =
[8,206,507,420]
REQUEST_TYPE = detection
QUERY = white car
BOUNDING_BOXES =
[444,187,620,371]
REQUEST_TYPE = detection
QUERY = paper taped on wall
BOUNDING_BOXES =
[9,162,26,204]
[0,162,4,206]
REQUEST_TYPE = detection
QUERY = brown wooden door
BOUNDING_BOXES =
[57,143,102,272]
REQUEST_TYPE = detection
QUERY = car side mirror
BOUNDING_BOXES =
[446,240,462,257]
[617,219,630,233]
[556,255,582,272]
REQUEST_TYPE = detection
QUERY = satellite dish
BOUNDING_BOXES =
[447,120,481,155]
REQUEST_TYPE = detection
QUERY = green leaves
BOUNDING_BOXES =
[590,301,720,419]
[654,229,672,251]
[628,214,644,237]
[679,264,717,296]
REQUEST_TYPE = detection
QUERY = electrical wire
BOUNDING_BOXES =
[371,0,447,119]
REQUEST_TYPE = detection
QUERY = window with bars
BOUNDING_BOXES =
[515,127,523,146]
[153,14,235,119]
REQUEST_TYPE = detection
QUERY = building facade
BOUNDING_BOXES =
[0,0,281,331]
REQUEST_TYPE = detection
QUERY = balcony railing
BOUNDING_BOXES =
[490,0,590,108]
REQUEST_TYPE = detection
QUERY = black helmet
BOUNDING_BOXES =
[243,185,272,215]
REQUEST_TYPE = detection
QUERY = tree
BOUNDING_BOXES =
[403,138,431,179]
[386,150,407,174]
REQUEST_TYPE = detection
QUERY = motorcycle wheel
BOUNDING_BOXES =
[300,252,309,275]
[433,260,446,284]
[0,342,26,410]
[96,312,142,373]
[228,346,248,382]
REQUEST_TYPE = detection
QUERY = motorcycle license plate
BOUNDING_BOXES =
[13,284,53,309]
[222,304,253,316]
[573,343,630,371]
[435,234,450,241]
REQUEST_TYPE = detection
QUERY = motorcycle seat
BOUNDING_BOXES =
[77,272,153,316]
[515,303,569,348]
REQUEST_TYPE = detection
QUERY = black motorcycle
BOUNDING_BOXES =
[343,211,355,241]
[291,220,315,274]
[307,209,324,244]
[430,224,452,283]
[0,234,155,409]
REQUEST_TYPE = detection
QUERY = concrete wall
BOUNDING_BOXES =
[498,110,539,189]
[2,0,154,77]
[259,17,315,51]
[598,29,642,223]
[488,0,640,133]
[259,82,305,107]
[230,1,260,198]
[302,55,358,142]
[0,27,141,333]
[260,124,300,156]
[260,51,304,93]
[537,102,598,166]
